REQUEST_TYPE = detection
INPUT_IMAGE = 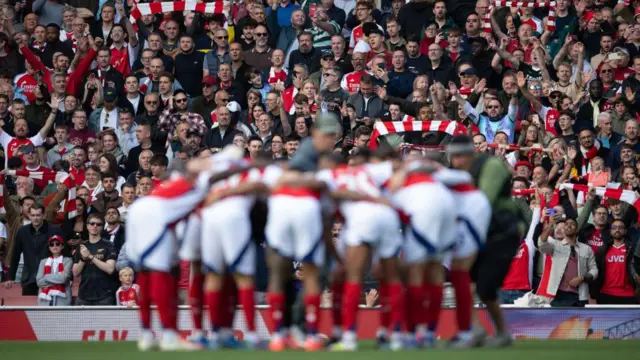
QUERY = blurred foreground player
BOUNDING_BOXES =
[447,135,525,347]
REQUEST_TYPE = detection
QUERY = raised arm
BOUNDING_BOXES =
[517,71,544,113]
[118,3,139,47]
[38,95,60,139]
[67,38,100,96]
[553,34,572,70]
[278,95,292,136]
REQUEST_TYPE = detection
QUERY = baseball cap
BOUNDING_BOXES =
[103,87,117,102]
[376,109,392,122]
[48,235,64,244]
[634,8,640,18]
[22,144,36,154]
[514,160,534,171]
[321,51,335,61]
[368,27,385,37]
[613,46,630,58]
[202,75,216,86]
[460,67,477,76]
[315,112,340,135]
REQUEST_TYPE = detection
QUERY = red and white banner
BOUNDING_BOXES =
[484,1,556,33]
[0,307,493,341]
[129,1,229,31]
[369,117,467,150]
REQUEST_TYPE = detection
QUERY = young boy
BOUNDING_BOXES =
[446,28,464,63]
[248,68,271,103]
[116,267,140,307]
[150,154,169,188]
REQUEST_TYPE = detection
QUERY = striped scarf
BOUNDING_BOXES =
[483,1,556,33]
[15,169,77,219]
[559,183,640,222]
[369,115,467,150]
[39,256,67,301]
[139,75,153,94]
[129,1,228,32]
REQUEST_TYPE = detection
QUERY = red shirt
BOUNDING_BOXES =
[24,165,53,191]
[601,244,635,297]
[341,71,368,93]
[587,228,604,254]
[70,166,86,187]
[68,128,97,149]
[502,240,534,291]
[110,44,131,76]
[116,284,139,306]
[366,49,393,68]
[544,108,559,136]
[0,132,45,168]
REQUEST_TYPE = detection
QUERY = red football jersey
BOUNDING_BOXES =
[601,244,635,297]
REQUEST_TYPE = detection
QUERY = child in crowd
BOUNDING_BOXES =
[116,267,140,307]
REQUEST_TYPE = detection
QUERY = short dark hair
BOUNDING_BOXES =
[158,71,174,82]
[248,135,263,144]
[102,171,116,181]
[20,195,36,206]
[29,203,45,214]
[150,154,169,167]
[121,183,135,192]
[285,134,301,143]
[359,74,373,85]
[355,126,372,137]
[87,212,104,224]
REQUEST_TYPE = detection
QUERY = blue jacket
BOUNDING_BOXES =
[386,70,416,99]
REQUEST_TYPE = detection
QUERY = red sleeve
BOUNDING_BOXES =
[67,49,97,96]
[21,46,52,91]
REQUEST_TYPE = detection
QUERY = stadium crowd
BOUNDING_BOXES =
[0,0,639,345]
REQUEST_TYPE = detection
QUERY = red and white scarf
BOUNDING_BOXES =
[559,183,640,222]
[0,175,5,215]
[39,256,67,301]
[580,141,600,174]
[268,67,288,84]
[31,41,46,51]
[139,74,154,94]
[128,1,228,32]
[369,116,467,149]
[484,1,556,33]
[15,169,77,219]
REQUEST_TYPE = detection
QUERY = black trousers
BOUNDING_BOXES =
[597,293,638,305]
[21,282,39,296]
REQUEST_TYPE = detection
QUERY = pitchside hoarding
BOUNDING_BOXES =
[1,306,639,341]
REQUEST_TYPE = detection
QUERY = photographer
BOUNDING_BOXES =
[72,213,117,305]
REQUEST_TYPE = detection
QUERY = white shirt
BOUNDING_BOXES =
[127,94,141,114]
[100,108,119,131]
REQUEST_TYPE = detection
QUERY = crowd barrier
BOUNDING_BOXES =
[1,305,639,341]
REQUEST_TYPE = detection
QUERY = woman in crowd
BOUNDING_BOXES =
[36,236,73,306]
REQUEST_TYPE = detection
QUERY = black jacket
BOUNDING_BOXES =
[86,67,125,99]
[9,223,64,285]
[41,40,74,69]
[288,48,322,74]
[103,225,126,256]
[425,56,456,88]
[174,50,206,97]
[204,126,242,149]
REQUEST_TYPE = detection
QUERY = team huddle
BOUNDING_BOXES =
[124,114,521,352]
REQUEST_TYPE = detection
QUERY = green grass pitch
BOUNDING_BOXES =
[2,340,640,360]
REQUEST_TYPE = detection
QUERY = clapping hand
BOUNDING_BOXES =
[79,244,91,260]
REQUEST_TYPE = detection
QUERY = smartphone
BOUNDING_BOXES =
[545,209,557,216]
[378,63,386,71]
[609,53,622,60]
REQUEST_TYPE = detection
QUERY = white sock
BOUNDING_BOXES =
[457,330,473,341]
[191,329,204,339]
[162,329,178,342]
[343,330,356,344]
[220,328,233,341]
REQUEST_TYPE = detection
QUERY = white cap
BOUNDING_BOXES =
[227,101,241,113]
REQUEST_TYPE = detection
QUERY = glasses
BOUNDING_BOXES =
[49,242,62,247]
[254,32,268,37]
[486,105,500,109]
[550,94,560,99]
[220,98,230,102]
[202,83,213,88]
[145,101,158,105]
[600,69,612,73]
[611,225,625,230]
[216,36,229,40]
[175,98,188,104]
[323,73,336,77]
[88,222,103,227]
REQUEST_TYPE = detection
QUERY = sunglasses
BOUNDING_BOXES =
[220,98,230,102]
[254,32,268,37]
[550,94,560,99]
[175,98,188,103]
[486,105,500,109]
[216,36,229,40]
[600,69,612,73]
[88,222,103,227]
[145,101,158,104]
[49,242,62,247]
[529,85,542,90]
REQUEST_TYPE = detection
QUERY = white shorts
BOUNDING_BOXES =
[393,183,457,264]
[341,202,402,259]
[266,196,324,266]
[452,191,492,258]
[177,211,202,262]
[201,198,255,275]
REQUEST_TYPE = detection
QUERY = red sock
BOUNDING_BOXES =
[330,281,344,331]
[238,286,256,332]
[406,285,423,332]
[221,277,237,328]
[378,282,390,330]
[450,270,472,331]
[188,271,204,330]
[388,282,405,332]
[424,282,443,332]
[342,282,361,331]
[303,293,321,335]
[151,271,178,330]
[136,271,151,329]
[267,292,285,332]
[205,290,222,330]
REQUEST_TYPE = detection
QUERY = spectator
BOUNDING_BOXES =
[68,110,97,149]
[115,267,139,307]
[90,172,123,216]
[3,204,63,295]
[538,217,598,307]
[158,90,207,149]
[103,206,125,256]
[46,124,75,168]
[36,235,72,306]
[347,74,383,119]
[204,106,242,149]
[592,220,638,304]
[117,183,136,222]
[150,154,168,187]
[72,213,117,305]
[98,153,127,192]
[114,108,138,157]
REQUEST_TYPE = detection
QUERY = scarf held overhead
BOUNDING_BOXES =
[15,169,77,219]
[369,116,467,149]
[559,183,640,222]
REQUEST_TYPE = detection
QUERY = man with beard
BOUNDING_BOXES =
[90,173,123,216]
[425,43,455,87]
[592,219,639,304]
[288,32,322,75]
[174,35,205,98]
[108,5,139,77]
[244,25,274,73]
[202,29,231,77]
[0,96,58,168]
[569,127,610,177]
[68,109,97,149]
[40,23,74,69]
[88,49,125,98]
[466,37,494,82]
[590,34,615,71]
[19,36,99,96]
[341,52,367,94]
[158,90,207,149]
[284,134,300,158]
[578,201,610,256]
[405,35,428,75]
[69,147,87,187]
[204,106,242,149]
[576,79,607,129]
[191,76,218,122]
